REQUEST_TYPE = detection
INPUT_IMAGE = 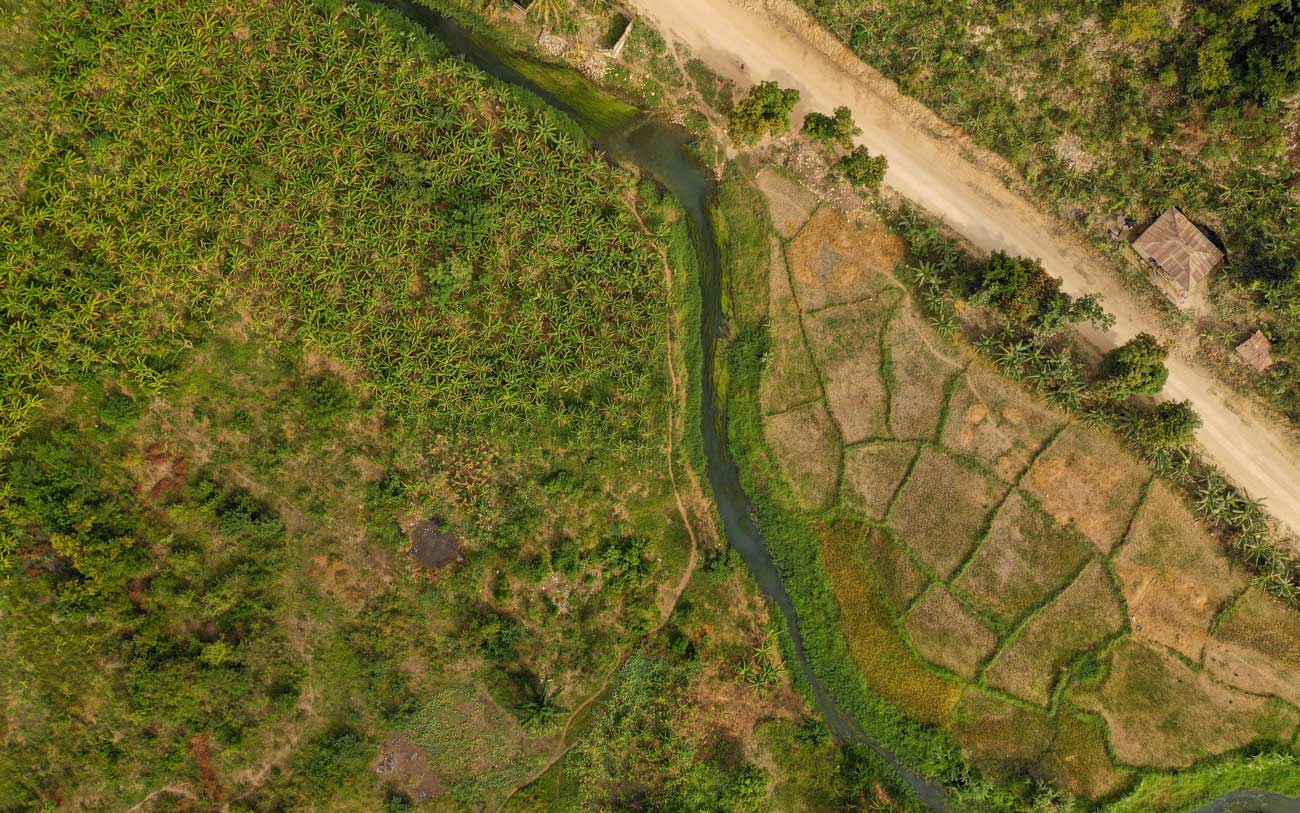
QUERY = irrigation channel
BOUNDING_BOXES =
[378,3,1300,811]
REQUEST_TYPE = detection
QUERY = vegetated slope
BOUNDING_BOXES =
[796,0,1300,422]
[0,0,788,809]
[734,166,1300,810]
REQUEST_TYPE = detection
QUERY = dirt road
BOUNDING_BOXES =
[624,0,1300,541]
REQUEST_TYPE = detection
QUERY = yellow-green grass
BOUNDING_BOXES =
[950,687,1055,779]
[802,293,901,443]
[1022,425,1150,554]
[1070,638,1300,769]
[860,527,930,611]
[952,490,1093,624]
[763,400,842,512]
[1204,587,1300,708]
[761,237,823,415]
[886,308,959,440]
[984,560,1127,705]
[840,440,918,519]
[889,447,1008,579]
[1114,481,1249,662]
[817,519,961,726]
[901,585,998,680]
[1038,711,1133,801]
[940,359,1065,481]
[786,208,904,313]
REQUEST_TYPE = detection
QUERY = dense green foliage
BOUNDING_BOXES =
[1121,399,1202,455]
[838,145,889,190]
[728,81,801,145]
[799,0,1300,423]
[802,105,861,149]
[968,252,1112,339]
[1094,333,1171,400]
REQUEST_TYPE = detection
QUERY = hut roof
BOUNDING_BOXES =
[1236,330,1274,372]
[1133,208,1223,292]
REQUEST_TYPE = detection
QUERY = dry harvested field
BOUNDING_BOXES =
[754,171,1300,796]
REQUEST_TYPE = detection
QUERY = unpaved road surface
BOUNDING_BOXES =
[626,0,1300,542]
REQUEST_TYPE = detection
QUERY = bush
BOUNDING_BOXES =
[838,146,888,190]
[1124,400,1201,454]
[969,251,1112,337]
[802,106,860,149]
[727,81,800,145]
[292,725,373,793]
[1092,333,1169,401]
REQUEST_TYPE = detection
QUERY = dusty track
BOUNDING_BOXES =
[625,0,1300,541]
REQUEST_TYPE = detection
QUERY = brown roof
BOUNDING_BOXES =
[1236,330,1273,372]
[1133,208,1223,292]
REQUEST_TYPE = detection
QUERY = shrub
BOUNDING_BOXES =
[1124,400,1201,454]
[802,106,860,149]
[838,146,888,190]
[1092,333,1169,401]
[969,251,1112,337]
[727,81,800,145]
[292,725,373,793]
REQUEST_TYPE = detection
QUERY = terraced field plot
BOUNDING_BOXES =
[753,173,1300,798]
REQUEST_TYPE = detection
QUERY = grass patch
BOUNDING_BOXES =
[984,560,1127,706]
[1204,586,1300,708]
[786,208,903,313]
[860,528,931,612]
[950,688,1054,779]
[886,308,958,439]
[753,166,819,239]
[901,586,998,680]
[760,238,823,415]
[939,360,1066,481]
[764,401,842,511]
[802,294,902,443]
[841,441,919,520]
[1038,711,1133,801]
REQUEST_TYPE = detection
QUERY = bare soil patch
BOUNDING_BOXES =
[953,490,1093,624]
[902,586,997,679]
[940,359,1064,481]
[1113,481,1248,662]
[887,308,958,439]
[890,447,1007,578]
[802,293,901,443]
[985,560,1127,705]
[409,519,461,571]
[841,440,917,519]
[1038,711,1133,801]
[1071,638,1299,769]
[1203,587,1300,707]
[860,527,930,611]
[763,400,841,511]
[950,688,1055,779]
[787,207,903,312]
[761,235,822,415]
[373,733,444,803]
[1022,425,1149,553]
[754,167,819,238]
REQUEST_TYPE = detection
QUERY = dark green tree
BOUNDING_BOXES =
[802,105,860,149]
[969,252,1113,337]
[1124,400,1202,454]
[727,81,800,145]
[1092,333,1170,400]
[838,145,888,189]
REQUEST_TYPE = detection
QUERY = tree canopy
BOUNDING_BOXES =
[728,81,800,145]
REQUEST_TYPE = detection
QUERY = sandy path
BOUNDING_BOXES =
[625,0,1300,541]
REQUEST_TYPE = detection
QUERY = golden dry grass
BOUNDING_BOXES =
[984,560,1127,705]
[754,167,819,238]
[860,528,930,611]
[1070,638,1300,769]
[950,688,1055,778]
[889,447,1007,578]
[760,236,822,415]
[763,400,842,511]
[817,519,961,726]
[940,358,1064,481]
[841,440,918,519]
[1113,481,1249,662]
[886,308,959,439]
[1021,425,1150,554]
[786,208,903,313]
[952,490,1093,623]
[802,294,900,444]
[901,586,998,680]
[1203,587,1300,707]
[1038,711,1133,801]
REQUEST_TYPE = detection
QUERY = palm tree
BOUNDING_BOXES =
[515,677,564,732]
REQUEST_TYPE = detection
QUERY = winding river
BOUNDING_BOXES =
[377,3,1299,812]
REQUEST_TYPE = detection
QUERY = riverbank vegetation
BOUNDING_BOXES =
[797,0,1300,426]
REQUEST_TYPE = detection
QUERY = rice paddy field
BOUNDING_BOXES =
[731,164,1300,808]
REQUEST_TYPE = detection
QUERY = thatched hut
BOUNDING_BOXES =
[1236,330,1274,372]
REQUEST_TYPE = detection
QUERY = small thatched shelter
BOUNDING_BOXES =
[1236,330,1274,372]
[1132,208,1223,304]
